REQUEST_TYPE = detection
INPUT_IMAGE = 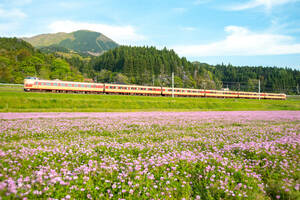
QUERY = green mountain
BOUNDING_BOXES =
[0,37,84,83]
[22,30,119,56]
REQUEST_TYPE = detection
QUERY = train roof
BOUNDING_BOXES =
[105,83,161,88]
[31,79,103,85]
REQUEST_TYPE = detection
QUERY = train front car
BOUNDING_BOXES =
[35,80,104,94]
[24,77,38,91]
[23,78,105,94]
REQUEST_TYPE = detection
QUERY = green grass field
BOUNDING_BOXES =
[0,86,299,112]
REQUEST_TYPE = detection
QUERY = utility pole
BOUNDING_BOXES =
[172,72,174,98]
[297,83,299,94]
[258,79,261,100]
[152,74,155,86]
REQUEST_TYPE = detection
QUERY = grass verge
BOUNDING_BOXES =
[0,87,299,112]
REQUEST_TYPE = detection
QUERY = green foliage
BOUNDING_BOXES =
[0,37,83,83]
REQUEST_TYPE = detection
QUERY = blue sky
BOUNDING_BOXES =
[0,0,300,69]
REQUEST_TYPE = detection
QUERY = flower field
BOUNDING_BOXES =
[0,111,299,200]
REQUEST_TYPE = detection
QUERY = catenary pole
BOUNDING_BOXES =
[172,72,174,98]
[258,79,261,100]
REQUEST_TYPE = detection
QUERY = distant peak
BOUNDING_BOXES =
[74,30,97,33]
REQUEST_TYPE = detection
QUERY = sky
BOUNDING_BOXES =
[0,0,300,69]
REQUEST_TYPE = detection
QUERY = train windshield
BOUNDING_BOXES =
[25,77,38,80]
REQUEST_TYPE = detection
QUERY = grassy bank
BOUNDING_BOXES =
[0,86,299,112]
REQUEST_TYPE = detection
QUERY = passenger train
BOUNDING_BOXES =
[23,77,286,100]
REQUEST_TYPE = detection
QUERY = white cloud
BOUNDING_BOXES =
[0,7,27,19]
[48,20,146,45]
[0,22,19,35]
[227,0,298,11]
[172,26,300,56]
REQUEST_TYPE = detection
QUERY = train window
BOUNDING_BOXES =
[74,84,78,87]
[53,83,57,86]
[46,83,51,86]
[68,84,72,87]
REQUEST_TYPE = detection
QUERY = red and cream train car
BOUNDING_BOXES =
[24,77,104,93]
[105,84,161,96]
[24,77,286,100]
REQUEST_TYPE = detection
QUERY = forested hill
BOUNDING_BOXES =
[23,30,119,56]
[90,46,220,89]
[88,46,299,94]
[0,37,83,83]
[0,37,299,94]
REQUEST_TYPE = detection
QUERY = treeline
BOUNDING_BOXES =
[211,64,299,94]
[89,46,220,89]
[0,38,83,84]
